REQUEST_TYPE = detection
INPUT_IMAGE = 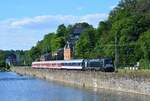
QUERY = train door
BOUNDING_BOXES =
[82,59,88,70]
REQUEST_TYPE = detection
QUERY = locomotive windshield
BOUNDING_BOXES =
[86,59,103,67]
[104,59,113,65]
[88,62,100,67]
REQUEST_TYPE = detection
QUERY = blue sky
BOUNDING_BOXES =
[0,0,120,50]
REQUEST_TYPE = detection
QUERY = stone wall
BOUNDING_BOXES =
[12,67,150,95]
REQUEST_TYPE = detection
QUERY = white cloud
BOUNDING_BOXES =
[1,13,108,29]
[0,13,108,50]
[110,4,118,10]
[77,6,85,11]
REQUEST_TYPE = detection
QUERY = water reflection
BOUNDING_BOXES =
[0,72,149,101]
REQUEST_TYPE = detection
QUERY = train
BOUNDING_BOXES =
[32,58,115,72]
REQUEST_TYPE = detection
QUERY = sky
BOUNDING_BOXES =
[0,0,120,50]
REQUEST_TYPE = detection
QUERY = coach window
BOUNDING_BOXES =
[72,63,75,66]
[77,63,80,66]
[64,63,68,66]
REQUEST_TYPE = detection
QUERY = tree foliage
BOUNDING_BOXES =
[75,27,96,58]
[97,0,150,68]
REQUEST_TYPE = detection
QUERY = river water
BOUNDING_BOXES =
[0,72,150,101]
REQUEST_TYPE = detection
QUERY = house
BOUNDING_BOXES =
[69,27,84,44]
[52,48,64,60]
[5,54,17,66]
[40,53,52,61]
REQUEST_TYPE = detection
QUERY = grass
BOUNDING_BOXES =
[116,69,150,78]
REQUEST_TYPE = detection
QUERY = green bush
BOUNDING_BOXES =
[139,59,150,69]
[0,62,10,72]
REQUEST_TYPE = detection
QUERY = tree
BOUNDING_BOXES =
[75,27,96,58]
[138,30,150,69]
[0,50,11,71]
[41,33,55,54]
[57,24,67,37]
[29,47,41,61]
[51,36,65,52]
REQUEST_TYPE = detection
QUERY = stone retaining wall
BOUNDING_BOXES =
[12,67,150,95]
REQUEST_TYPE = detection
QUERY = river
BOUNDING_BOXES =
[0,72,149,101]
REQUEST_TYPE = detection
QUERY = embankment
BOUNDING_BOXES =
[12,67,150,95]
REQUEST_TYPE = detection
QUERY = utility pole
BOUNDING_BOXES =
[115,33,119,71]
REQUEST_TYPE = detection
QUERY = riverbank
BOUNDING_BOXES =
[12,67,150,95]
